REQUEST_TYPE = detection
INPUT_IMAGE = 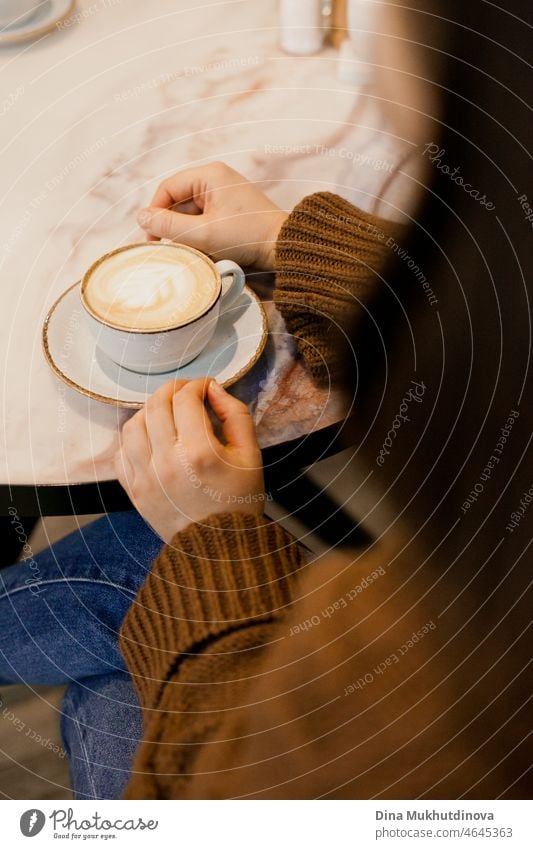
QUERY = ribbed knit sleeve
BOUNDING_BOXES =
[274,192,405,384]
[119,512,307,798]
[120,512,305,709]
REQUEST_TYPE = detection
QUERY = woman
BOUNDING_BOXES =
[1,0,531,799]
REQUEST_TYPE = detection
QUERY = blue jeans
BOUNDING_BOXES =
[0,511,163,799]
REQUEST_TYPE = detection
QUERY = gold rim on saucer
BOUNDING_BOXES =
[0,0,76,45]
[42,282,268,409]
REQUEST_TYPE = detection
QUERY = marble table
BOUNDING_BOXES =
[0,0,417,514]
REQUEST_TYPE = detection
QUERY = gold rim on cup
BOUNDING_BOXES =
[80,242,224,334]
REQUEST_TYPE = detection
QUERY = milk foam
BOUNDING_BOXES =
[84,245,218,330]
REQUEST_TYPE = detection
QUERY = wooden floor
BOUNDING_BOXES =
[0,684,71,799]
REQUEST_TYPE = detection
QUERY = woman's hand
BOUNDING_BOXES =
[115,378,265,543]
[137,162,288,271]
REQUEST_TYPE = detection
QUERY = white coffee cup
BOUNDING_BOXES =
[80,242,246,374]
[0,0,40,28]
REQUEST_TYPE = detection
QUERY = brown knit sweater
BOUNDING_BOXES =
[119,194,530,798]
[274,192,404,383]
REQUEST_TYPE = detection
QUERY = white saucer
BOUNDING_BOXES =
[43,282,268,409]
[0,0,75,45]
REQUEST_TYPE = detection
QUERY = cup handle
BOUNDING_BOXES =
[215,260,246,314]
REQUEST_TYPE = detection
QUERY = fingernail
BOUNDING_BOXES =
[137,208,152,228]
[209,379,226,394]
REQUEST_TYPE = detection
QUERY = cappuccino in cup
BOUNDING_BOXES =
[83,243,219,331]
[81,242,245,373]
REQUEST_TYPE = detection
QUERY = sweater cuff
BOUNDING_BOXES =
[119,512,306,708]
[274,192,405,384]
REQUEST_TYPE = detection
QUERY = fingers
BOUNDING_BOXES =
[171,378,217,451]
[115,410,151,493]
[144,380,187,457]
[148,163,234,211]
[149,168,207,211]
[118,379,255,500]
[137,207,210,249]
[139,199,202,238]
[207,380,257,450]
[137,167,207,240]
[172,199,202,216]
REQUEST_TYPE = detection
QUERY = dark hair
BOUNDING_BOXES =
[344,3,532,781]
[352,0,531,574]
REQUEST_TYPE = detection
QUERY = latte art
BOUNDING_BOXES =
[83,244,219,330]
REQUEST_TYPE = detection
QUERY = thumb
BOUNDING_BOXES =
[137,207,208,248]
[207,380,257,451]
